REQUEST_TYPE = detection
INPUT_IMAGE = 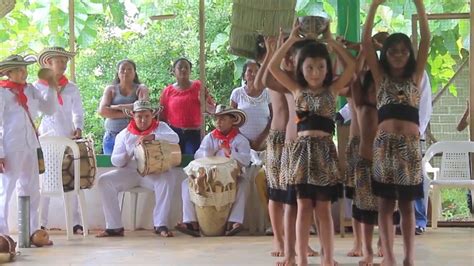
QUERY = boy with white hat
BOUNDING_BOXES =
[0,54,58,242]
[175,104,251,237]
[34,47,85,234]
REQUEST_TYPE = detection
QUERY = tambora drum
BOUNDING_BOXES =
[184,156,240,236]
[62,138,97,192]
[134,140,181,177]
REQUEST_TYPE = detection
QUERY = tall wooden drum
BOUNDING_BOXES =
[184,157,240,236]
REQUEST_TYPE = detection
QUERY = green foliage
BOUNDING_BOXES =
[441,188,471,221]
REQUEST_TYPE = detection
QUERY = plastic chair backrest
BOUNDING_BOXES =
[39,136,81,195]
[423,141,474,181]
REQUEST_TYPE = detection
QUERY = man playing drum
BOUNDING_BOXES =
[34,47,86,235]
[96,100,179,237]
[175,105,251,237]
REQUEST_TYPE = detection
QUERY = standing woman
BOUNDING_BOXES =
[160,58,214,155]
[362,0,430,265]
[98,59,149,154]
[230,60,271,151]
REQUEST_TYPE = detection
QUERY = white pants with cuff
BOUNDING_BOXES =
[0,150,40,234]
[97,164,176,229]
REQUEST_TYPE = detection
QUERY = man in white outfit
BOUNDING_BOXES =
[96,100,179,237]
[0,55,58,240]
[34,47,85,234]
[175,105,251,237]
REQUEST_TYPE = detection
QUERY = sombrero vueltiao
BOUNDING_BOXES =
[124,100,162,118]
[212,104,247,127]
[0,54,37,77]
[38,47,76,67]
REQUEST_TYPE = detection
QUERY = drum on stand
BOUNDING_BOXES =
[134,140,181,176]
[184,157,240,236]
[62,138,97,192]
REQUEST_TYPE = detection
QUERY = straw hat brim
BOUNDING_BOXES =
[0,61,36,76]
[212,109,247,127]
[38,49,76,67]
[124,107,162,118]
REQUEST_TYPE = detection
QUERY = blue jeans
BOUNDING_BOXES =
[170,126,201,155]
[103,131,119,155]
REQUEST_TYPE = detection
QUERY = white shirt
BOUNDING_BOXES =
[0,83,58,157]
[338,103,352,123]
[230,86,271,141]
[194,132,251,167]
[34,81,84,137]
[111,122,179,168]
[418,71,432,138]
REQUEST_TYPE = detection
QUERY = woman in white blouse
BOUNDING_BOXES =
[230,60,271,151]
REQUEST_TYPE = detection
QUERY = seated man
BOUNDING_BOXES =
[175,105,251,237]
[96,100,179,237]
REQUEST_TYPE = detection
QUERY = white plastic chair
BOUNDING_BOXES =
[422,141,474,229]
[119,187,154,230]
[38,136,88,239]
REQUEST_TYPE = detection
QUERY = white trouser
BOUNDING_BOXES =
[182,176,250,224]
[0,150,40,234]
[40,196,81,227]
[97,165,176,229]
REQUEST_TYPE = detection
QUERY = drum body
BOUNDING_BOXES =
[135,140,182,176]
[184,157,240,236]
[62,138,97,192]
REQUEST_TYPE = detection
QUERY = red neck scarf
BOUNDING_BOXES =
[38,75,69,105]
[0,80,28,109]
[127,119,159,136]
[212,128,239,157]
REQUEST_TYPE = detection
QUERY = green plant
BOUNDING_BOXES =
[441,188,471,221]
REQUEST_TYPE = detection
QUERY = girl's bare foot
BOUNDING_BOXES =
[271,250,284,257]
[347,247,363,257]
[276,255,296,266]
[307,245,320,257]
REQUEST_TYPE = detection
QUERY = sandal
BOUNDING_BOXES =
[95,228,124,238]
[73,225,84,235]
[225,222,243,236]
[174,222,200,237]
[154,226,174,237]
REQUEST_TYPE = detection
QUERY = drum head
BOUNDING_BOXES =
[135,144,147,176]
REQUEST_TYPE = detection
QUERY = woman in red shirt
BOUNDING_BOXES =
[160,58,214,154]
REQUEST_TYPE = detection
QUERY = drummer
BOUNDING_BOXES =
[34,47,85,234]
[96,100,179,237]
[175,105,251,237]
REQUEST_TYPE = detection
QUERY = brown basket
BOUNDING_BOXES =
[0,0,15,19]
[229,0,296,59]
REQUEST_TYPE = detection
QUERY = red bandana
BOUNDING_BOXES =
[0,80,28,109]
[127,119,159,136]
[211,128,239,157]
[38,75,69,105]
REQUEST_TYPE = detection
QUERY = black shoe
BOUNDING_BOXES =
[415,226,425,235]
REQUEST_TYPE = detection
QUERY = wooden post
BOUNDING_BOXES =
[470,2,474,179]
[199,0,206,139]
[68,0,75,81]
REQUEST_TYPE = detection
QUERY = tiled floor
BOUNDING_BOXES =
[6,227,474,265]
